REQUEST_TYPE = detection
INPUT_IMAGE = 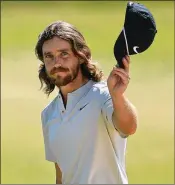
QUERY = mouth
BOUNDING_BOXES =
[53,71,64,74]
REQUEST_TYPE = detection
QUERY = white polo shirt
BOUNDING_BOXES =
[41,80,128,184]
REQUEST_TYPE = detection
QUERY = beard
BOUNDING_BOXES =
[48,64,80,87]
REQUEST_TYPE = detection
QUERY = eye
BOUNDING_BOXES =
[45,54,54,59]
[61,51,69,57]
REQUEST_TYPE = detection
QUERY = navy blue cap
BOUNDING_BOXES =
[114,1,157,68]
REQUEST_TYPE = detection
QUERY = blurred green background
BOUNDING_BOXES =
[1,1,174,184]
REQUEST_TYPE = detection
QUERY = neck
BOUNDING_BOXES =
[58,72,88,108]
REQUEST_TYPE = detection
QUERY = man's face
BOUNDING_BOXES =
[42,36,80,87]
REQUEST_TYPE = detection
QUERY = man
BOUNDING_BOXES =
[35,21,138,184]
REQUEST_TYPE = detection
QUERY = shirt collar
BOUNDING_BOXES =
[58,80,94,100]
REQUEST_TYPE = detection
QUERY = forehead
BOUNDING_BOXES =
[42,36,72,53]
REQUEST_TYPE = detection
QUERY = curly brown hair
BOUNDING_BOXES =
[35,21,104,96]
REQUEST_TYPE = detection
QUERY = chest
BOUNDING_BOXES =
[44,98,102,160]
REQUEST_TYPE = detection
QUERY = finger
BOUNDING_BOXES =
[126,55,130,63]
[122,57,130,73]
[114,67,129,78]
[113,70,129,79]
[112,65,130,78]
[110,66,116,76]
[113,71,130,84]
[111,66,118,75]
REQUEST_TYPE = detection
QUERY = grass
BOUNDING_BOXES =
[1,1,174,184]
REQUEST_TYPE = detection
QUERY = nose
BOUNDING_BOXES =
[54,55,62,67]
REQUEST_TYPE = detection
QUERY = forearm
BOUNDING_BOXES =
[56,178,62,184]
[112,94,138,136]
[55,163,62,184]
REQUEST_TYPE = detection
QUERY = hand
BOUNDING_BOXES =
[107,55,131,97]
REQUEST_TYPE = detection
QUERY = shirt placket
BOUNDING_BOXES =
[58,94,66,121]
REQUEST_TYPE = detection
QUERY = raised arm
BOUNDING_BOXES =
[107,56,138,136]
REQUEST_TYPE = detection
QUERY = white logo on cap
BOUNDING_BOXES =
[133,46,139,54]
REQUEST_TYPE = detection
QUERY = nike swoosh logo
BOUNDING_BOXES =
[79,103,89,111]
[133,46,139,54]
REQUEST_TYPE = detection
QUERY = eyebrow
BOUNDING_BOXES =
[43,49,70,56]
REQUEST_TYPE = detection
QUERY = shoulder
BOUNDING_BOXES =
[41,95,58,125]
[91,81,111,102]
[93,81,111,96]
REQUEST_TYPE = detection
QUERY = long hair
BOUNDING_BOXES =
[35,21,104,96]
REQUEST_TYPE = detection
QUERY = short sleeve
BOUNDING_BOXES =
[41,111,57,162]
[101,95,114,125]
[101,89,128,138]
